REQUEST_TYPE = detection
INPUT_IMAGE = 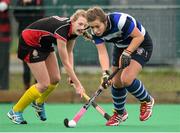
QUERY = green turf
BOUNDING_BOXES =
[0,103,180,132]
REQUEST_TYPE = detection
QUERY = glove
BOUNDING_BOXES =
[101,70,111,89]
[120,49,132,69]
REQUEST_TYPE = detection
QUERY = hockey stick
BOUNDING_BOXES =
[83,93,111,120]
[64,68,121,128]
[68,79,111,121]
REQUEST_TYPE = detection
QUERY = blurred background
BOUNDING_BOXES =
[0,0,180,103]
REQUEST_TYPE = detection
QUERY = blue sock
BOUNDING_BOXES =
[126,79,151,102]
[111,85,127,115]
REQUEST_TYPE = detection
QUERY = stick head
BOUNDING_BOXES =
[64,118,70,128]
[64,118,76,128]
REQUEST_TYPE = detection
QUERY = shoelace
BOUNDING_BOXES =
[33,104,44,112]
[140,102,147,114]
[109,113,123,123]
[13,113,24,121]
[140,102,152,114]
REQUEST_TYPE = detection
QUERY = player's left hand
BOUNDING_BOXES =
[120,49,132,69]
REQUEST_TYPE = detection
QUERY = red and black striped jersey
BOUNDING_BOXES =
[22,16,77,48]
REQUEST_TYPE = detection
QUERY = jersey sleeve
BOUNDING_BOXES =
[54,24,70,42]
[92,35,104,45]
[120,16,135,38]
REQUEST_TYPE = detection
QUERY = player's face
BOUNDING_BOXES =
[88,19,106,36]
[73,16,88,35]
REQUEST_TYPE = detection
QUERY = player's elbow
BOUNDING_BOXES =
[139,34,144,43]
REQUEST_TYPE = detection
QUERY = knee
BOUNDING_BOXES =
[43,83,49,89]
[51,75,61,85]
[121,75,133,87]
[37,82,50,92]
[113,78,123,88]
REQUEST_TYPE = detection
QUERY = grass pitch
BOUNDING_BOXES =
[0,103,180,132]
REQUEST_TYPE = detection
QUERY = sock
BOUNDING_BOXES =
[13,84,42,112]
[111,85,127,115]
[126,79,151,102]
[35,83,58,105]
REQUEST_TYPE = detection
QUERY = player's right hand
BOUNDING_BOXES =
[101,70,111,89]
[75,84,85,98]
[68,77,85,98]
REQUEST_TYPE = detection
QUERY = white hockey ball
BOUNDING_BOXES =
[68,120,76,128]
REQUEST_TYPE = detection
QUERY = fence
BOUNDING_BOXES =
[9,5,180,66]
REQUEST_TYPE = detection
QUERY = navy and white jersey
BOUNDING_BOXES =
[92,12,146,48]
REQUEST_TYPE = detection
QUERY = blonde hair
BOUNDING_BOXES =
[86,6,106,23]
[71,9,87,22]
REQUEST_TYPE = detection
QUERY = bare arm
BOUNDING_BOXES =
[96,43,110,72]
[119,27,144,68]
[57,39,84,95]
[126,27,144,53]
[66,39,76,67]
